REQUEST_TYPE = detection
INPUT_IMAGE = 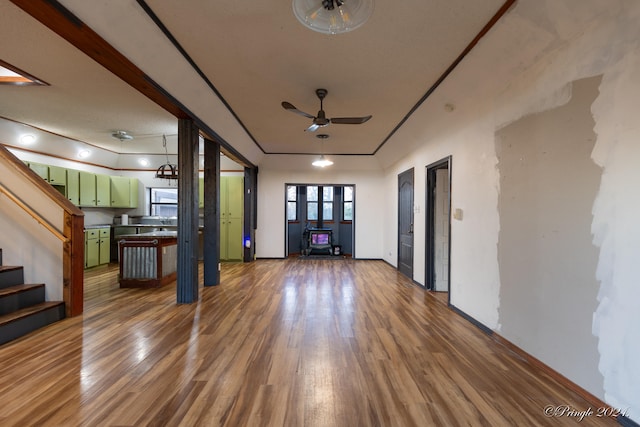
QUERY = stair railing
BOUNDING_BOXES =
[0,143,84,316]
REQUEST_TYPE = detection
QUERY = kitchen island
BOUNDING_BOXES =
[117,230,178,288]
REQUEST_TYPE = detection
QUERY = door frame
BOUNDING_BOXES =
[284,183,356,258]
[425,157,452,298]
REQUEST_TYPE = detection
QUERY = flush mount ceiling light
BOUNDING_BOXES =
[19,134,36,145]
[292,0,374,34]
[111,130,134,142]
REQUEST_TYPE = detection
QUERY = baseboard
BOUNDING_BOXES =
[490,333,617,419]
[617,415,640,427]
[444,305,635,424]
[449,305,494,336]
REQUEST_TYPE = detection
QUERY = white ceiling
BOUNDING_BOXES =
[0,0,509,166]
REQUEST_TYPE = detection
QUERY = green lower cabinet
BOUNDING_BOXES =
[221,217,243,261]
[85,227,110,268]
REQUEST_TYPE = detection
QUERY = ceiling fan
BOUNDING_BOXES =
[282,88,372,132]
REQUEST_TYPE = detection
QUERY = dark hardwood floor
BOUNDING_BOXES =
[0,259,616,426]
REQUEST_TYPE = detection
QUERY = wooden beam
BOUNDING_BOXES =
[176,118,199,303]
[203,138,221,286]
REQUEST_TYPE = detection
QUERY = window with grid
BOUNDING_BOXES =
[306,186,318,220]
[287,185,297,221]
[343,186,353,221]
[323,186,334,221]
[149,188,178,216]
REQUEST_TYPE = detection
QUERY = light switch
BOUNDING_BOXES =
[453,208,463,221]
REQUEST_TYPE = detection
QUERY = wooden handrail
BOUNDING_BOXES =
[0,183,68,243]
[0,143,84,317]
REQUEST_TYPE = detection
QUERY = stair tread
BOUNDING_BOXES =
[0,283,45,297]
[0,266,23,273]
[0,301,64,326]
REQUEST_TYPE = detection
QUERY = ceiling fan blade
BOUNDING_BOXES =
[305,123,320,132]
[330,115,372,124]
[282,101,315,119]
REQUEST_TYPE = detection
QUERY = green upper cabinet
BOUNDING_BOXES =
[110,176,130,208]
[48,165,66,186]
[79,171,96,206]
[226,176,244,219]
[28,162,49,180]
[24,161,139,209]
[199,178,204,208]
[66,169,80,205]
[95,174,111,207]
[129,178,139,208]
[110,176,138,208]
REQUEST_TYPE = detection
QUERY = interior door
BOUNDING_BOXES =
[398,168,414,278]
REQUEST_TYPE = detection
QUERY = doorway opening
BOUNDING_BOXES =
[426,157,451,303]
[285,184,355,258]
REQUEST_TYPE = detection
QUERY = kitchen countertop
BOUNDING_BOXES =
[115,230,178,239]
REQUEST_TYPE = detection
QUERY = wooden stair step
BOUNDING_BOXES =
[0,283,45,298]
[0,301,64,327]
[0,301,65,346]
[0,266,25,289]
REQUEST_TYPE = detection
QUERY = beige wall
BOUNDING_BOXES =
[496,76,603,396]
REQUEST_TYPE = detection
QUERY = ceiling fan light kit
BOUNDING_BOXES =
[312,154,334,167]
[292,0,374,34]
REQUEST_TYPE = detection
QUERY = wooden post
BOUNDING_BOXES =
[203,138,220,286]
[177,118,200,303]
[243,167,257,262]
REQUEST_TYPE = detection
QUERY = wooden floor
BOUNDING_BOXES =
[0,259,616,426]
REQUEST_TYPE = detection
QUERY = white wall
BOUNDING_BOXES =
[378,0,640,420]
[255,166,384,259]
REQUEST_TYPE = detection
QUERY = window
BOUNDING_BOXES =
[306,186,318,220]
[287,185,297,221]
[343,186,353,221]
[150,188,178,216]
[323,186,334,221]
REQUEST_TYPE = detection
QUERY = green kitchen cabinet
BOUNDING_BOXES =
[66,169,80,205]
[99,228,111,265]
[220,176,244,261]
[48,165,66,186]
[85,227,110,268]
[110,176,130,207]
[28,162,49,180]
[79,171,96,206]
[199,178,204,208]
[96,174,111,207]
[129,178,139,208]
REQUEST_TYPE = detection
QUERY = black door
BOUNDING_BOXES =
[398,168,414,278]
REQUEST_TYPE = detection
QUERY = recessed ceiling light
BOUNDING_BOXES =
[78,149,91,158]
[19,134,36,145]
[139,158,150,167]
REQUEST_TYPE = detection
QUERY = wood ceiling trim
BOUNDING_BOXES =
[373,0,518,155]
[9,0,188,119]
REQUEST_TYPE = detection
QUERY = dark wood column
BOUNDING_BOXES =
[177,118,200,303]
[243,167,258,262]
[203,139,221,286]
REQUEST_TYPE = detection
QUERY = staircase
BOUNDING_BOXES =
[0,249,66,346]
